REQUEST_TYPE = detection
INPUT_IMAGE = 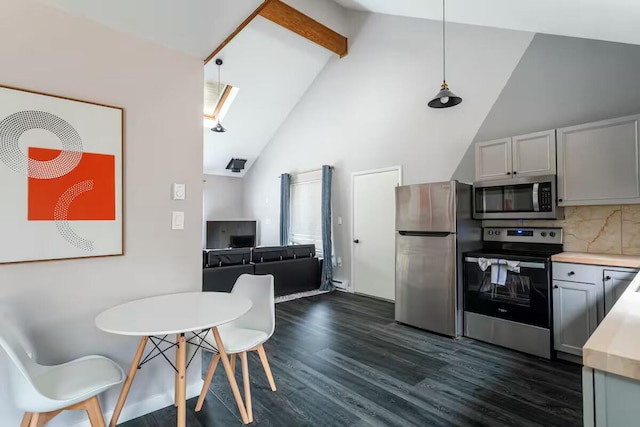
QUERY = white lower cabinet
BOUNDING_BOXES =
[603,269,636,315]
[552,262,638,358]
[584,367,640,427]
[553,280,598,356]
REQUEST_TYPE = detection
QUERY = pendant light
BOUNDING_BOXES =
[428,0,462,109]
[211,58,227,133]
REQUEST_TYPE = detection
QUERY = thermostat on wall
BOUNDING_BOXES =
[172,183,186,200]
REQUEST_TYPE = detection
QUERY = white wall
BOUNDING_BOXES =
[0,1,203,425]
[202,174,245,246]
[243,12,533,284]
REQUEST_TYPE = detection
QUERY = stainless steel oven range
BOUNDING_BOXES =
[463,227,563,359]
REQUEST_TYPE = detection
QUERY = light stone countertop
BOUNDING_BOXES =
[583,271,640,380]
[552,252,640,268]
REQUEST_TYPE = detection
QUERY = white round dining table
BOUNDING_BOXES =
[96,292,252,427]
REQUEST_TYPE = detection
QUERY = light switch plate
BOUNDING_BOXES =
[172,211,185,230]
[172,183,186,200]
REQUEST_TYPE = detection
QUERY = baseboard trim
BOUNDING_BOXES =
[275,289,331,303]
[64,380,204,427]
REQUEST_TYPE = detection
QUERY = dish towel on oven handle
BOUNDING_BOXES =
[478,258,521,286]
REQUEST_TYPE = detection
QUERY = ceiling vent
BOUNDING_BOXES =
[226,158,247,173]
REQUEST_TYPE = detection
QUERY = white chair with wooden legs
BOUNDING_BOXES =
[0,310,125,427]
[196,274,277,423]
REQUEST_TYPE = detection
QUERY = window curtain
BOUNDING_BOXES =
[279,173,291,246]
[320,165,334,291]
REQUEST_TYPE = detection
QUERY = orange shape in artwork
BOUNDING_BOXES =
[28,147,116,221]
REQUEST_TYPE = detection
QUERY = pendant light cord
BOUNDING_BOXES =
[217,61,221,123]
[442,0,446,84]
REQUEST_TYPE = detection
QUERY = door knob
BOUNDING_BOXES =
[353,239,360,244]
[554,285,559,288]
[568,271,575,276]
[605,276,612,281]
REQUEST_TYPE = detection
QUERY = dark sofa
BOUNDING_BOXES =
[202,248,253,293]
[202,245,321,297]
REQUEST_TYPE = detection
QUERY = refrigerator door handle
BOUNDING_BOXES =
[398,231,452,237]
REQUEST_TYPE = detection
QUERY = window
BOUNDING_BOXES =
[203,80,239,126]
[289,170,324,256]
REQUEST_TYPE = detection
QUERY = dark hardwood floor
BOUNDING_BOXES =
[121,292,582,427]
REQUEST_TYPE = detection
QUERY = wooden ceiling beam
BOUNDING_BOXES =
[203,0,348,65]
[204,0,276,65]
[259,1,348,58]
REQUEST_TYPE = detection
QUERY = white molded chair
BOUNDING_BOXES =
[196,274,277,422]
[0,305,125,427]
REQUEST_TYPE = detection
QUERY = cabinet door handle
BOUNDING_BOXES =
[506,172,511,175]
[558,198,563,202]
[568,271,575,276]
[553,285,559,289]
[513,171,517,175]
[605,276,612,281]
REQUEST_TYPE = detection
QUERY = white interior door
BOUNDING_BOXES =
[352,168,401,301]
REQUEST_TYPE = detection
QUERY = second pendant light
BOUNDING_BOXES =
[428,0,462,109]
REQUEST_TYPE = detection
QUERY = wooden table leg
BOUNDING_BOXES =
[211,327,250,424]
[176,333,187,427]
[110,336,148,427]
[175,334,180,407]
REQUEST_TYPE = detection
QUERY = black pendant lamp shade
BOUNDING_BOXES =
[211,121,226,133]
[428,0,462,109]
[428,82,462,108]
[211,58,227,132]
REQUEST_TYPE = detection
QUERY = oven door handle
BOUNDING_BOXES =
[532,183,540,212]
[464,257,546,270]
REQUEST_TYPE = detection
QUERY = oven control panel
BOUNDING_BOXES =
[484,227,563,244]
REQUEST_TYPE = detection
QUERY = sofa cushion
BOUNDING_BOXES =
[207,248,251,267]
[286,244,315,259]
[252,246,288,263]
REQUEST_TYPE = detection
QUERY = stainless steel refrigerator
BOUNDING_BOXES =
[395,181,480,337]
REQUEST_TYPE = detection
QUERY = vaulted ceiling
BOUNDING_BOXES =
[32,0,640,178]
[334,0,640,46]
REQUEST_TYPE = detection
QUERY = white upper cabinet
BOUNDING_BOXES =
[475,138,512,181]
[557,114,640,206]
[475,130,556,182]
[512,130,557,177]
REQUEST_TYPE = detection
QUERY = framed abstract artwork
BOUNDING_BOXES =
[0,85,123,264]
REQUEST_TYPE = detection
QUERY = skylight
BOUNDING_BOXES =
[203,80,239,127]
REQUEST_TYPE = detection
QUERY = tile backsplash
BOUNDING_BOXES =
[483,205,640,255]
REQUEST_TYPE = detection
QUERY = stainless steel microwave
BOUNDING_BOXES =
[473,175,562,220]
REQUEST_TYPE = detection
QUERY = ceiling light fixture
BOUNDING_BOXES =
[211,58,227,133]
[428,0,462,109]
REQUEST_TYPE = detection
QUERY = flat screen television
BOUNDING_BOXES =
[206,220,257,249]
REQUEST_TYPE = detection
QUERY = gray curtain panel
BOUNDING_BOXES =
[279,173,291,246]
[320,165,334,291]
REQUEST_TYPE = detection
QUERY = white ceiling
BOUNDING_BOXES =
[33,0,263,58]
[203,17,333,177]
[33,0,640,177]
[333,0,640,46]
